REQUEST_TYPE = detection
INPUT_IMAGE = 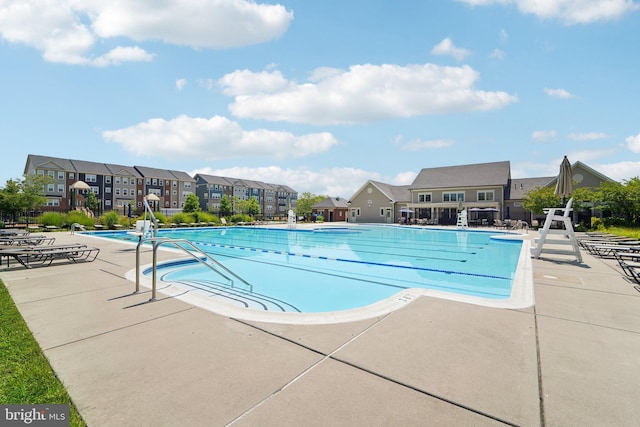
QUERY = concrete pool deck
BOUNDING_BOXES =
[2,227,640,426]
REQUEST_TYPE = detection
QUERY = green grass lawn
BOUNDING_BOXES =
[0,280,85,426]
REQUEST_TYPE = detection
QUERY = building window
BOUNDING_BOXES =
[68,172,74,180]
[105,187,111,193]
[159,179,163,186]
[46,198,60,207]
[105,176,111,184]
[57,172,64,180]
[105,200,111,206]
[443,192,464,202]
[47,184,54,192]
[48,171,55,178]
[90,186,99,195]
[123,178,128,185]
[85,174,97,183]
[477,191,494,202]
[37,170,44,176]
[418,193,432,203]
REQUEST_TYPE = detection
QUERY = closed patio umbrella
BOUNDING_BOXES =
[554,155,573,204]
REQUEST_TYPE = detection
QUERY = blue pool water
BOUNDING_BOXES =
[90,225,526,314]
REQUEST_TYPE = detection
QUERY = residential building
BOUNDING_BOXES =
[194,174,297,219]
[347,160,615,225]
[23,155,195,215]
[311,196,349,222]
[346,181,411,224]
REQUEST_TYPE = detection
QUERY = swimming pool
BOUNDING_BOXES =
[91,224,533,323]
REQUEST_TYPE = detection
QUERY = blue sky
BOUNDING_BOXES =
[1,0,639,198]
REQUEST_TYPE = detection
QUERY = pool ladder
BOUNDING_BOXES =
[134,237,253,301]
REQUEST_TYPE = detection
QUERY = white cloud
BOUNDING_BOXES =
[431,38,471,61]
[219,64,517,125]
[454,0,639,24]
[544,87,574,99]
[102,115,339,160]
[596,161,640,181]
[176,79,187,91]
[0,0,293,65]
[532,130,557,141]
[499,29,509,41]
[626,132,640,153]
[490,48,505,59]
[190,165,415,198]
[567,132,608,141]
[394,136,455,151]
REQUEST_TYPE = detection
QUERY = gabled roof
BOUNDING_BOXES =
[411,161,511,189]
[169,170,195,182]
[312,196,349,209]
[134,165,181,180]
[508,177,554,200]
[69,159,112,175]
[195,174,234,186]
[349,180,411,203]
[545,160,617,187]
[104,164,142,178]
[24,154,75,174]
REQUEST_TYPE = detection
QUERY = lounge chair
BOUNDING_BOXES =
[0,234,56,246]
[581,241,640,257]
[614,251,640,283]
[0,243,100,268]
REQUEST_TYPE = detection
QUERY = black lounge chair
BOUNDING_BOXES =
[0,234,56,246]
[0,243,100,268]
[613,251,640,284]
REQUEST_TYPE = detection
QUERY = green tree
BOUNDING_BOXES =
[521,186,561,215]
[86,191,99,214]
[219,194,232,217]
[295,192,327,219]
[596,178,640,225]
[0,176,49,222]
[182,193,201,213]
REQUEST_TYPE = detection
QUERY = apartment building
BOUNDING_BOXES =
[23,155,196,215]
[194,174,297,219]
[347,160,615,225]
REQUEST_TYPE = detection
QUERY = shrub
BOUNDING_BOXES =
[37,212,65,228]
[65,211,94,228]
[193,211,218,224]
[169,212,196,225]
[229,213,253,224]
[152,212,167,225]
[99,211,121,229]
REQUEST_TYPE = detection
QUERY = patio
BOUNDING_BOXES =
[1,228,639,426]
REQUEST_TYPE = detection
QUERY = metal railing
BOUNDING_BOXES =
[135,237,253,301]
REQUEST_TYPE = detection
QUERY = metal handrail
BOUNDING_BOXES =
[135,237,253,300]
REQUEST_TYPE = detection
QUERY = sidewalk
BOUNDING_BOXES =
[2,230,640,426]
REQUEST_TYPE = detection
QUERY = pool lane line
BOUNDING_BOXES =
[177,231,488,254]
[190,241,512,281]
[190,240,473,264]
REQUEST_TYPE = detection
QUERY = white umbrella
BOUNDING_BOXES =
[554,155,573,204]
[70,180,90,190]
